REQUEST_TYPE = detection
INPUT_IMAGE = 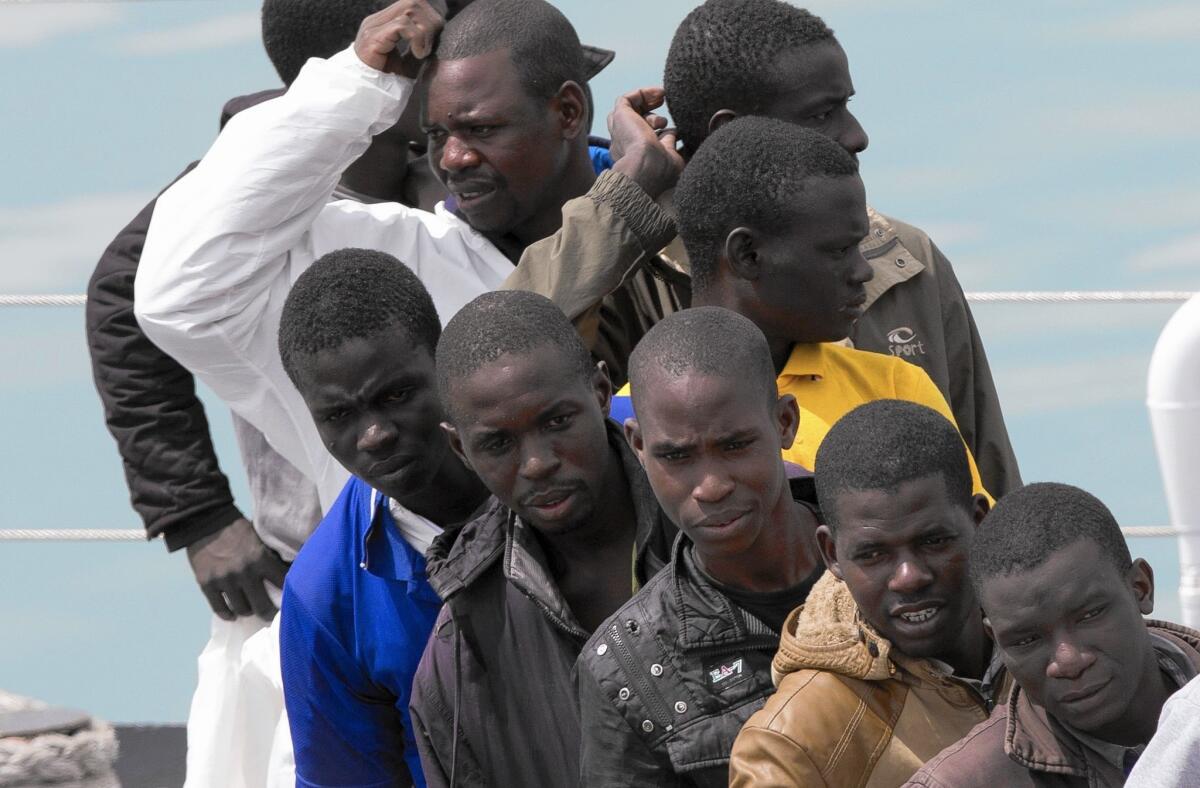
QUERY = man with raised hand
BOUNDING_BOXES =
[905,483,1200,787]
[663,0,1020,496]
[576,307,825,787]
[134,0,683,519]
[276,248,488,787]
[730,400,1002,787]
[410,290,675,787]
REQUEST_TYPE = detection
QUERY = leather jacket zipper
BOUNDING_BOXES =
[607,622,675,734]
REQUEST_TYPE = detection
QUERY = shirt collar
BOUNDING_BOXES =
[778,343,829,382]
[358,489,425,582]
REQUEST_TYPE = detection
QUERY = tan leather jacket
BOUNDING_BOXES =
[729,573,1006,788]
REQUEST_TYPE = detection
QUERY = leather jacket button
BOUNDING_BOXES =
[596,644,608,656]
[641,720,654,733]
[650,663,664,676]
[674,701,687,714]
[618,687,630,701]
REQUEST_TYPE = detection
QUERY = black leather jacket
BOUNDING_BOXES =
[575,476,821,788]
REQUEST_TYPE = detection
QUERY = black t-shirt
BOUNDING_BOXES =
[699,561,825,634]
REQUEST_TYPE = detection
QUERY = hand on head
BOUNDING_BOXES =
[355,0,446,76]
[609,87,684,200]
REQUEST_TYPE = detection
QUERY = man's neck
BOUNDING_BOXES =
[934,610,989,681]
[696,484,819,593]
[489,154,597,261]
[396,451,489,527]
[338,142,409,204]
[692,286,798,374]
[541,442,637,566]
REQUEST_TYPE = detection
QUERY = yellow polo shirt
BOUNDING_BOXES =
[777,342,990,499]
[613,342,990,500]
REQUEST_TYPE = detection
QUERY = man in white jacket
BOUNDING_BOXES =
[135,0,681,784]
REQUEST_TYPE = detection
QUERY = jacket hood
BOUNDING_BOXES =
[771,572,894,684]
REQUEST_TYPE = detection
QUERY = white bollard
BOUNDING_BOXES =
[1148,294,1200,626]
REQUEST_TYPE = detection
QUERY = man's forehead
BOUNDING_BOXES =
[424,48,526,115]
[639,371,767,436]
[767,40,852,97]
[983,542,1120,626]
[453,350,581,412]
[833,478,959,538]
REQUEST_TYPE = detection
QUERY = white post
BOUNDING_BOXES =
[1148,294,1200,626]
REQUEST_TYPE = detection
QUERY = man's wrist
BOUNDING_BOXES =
[588,170,677,254]
[163,506,246,553]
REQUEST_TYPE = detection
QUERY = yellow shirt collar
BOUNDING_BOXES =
[779,343,829,381]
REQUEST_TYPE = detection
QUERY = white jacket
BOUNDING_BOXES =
[135,47,514,526]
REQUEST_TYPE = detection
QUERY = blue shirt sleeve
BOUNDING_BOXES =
[589,145,614,174]
[281,581,424,788]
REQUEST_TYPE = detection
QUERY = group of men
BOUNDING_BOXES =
[85,0,1200,785]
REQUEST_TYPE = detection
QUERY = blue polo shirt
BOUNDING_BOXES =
[280,476,442,788]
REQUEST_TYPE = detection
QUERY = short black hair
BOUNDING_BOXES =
[815,400,973,530]
[436,290,594,423]
[278,248,441,386]
[970,482,1133,594]
[627,306,777,416]
[261,0,391,86]
[674,116,859,291]
[434,0,586,102]
[664,0,835,155]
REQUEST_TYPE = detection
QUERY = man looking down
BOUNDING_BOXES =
[632,116,991,499]
[730,400,1003,787]
[409,290,675,787]
[576,307,825,787]
[276,249,488,787]
[905,483,1200,787]
[664,0,1020,495]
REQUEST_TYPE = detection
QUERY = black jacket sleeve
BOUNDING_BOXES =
[85,162,244,551]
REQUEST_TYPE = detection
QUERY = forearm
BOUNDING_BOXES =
[504,170,676,346]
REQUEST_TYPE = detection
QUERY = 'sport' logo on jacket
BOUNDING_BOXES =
[887,326,926,358]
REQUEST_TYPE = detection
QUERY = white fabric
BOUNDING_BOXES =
[388,495,443,555]
[1126,673,1200,786]
[135,46,513,533]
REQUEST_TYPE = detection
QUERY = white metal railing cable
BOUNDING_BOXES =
[0,292,1196,307]
[0,289,1193,542]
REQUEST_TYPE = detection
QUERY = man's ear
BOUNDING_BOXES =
[707,108,738,135]
[982,616,995,644]
[554,81,589,140]
[776,393,800,451]
[592,360,614,417]
[441,422,471,469]
[816,524,843,579]
[624,418,646,466]
[971,494,990,527]
[724,227,763,281]
[1129,558,1156,615]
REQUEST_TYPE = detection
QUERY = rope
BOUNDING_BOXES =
[964,291,1195,304]
[0,530,145,542]
[0,295,86,307]
[0,691,118,788]
[0,292,1195,308]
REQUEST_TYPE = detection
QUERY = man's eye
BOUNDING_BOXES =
[1081,606,1106,622]
[922,535,952,548]
[383,388,413,404]
[471,125,495,137]
[855,549,884,563]
[1010,634,1039,648]
[810,110,832,122]
[660,450,688,462]
[323,409,348,424]
[546,414,572,430]
[482,437,511,453]
[426,129,447,143]
[725,439,752,452]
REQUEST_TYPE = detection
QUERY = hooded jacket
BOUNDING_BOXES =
[408,423,675,788]
[904,621,1200,788]
[729,573,1007,787]
[575,474,822,788]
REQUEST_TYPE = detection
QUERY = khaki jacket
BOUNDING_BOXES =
[729,573,1005,788]
[507,183,1020,495]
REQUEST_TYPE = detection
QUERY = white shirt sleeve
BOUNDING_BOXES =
[134,46,513,513]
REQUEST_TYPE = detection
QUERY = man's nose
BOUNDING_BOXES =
[850,248,874,286]
[839,111,869,157]
[357,419,398,454]
[1047,638,1096,681]
[518,440,561,481]
[439,135,481,172]
[888,558,934,595]
[692,470,734,504]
